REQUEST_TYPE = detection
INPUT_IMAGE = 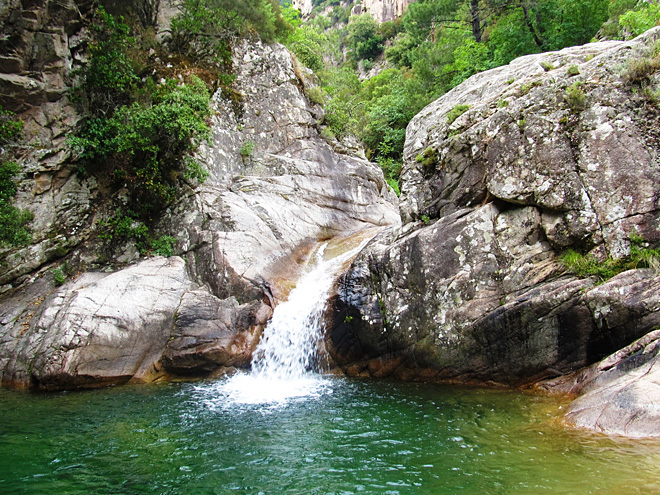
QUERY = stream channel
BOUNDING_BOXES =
[2,232,660,494]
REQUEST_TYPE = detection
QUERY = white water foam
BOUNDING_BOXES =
[207,232,376,407]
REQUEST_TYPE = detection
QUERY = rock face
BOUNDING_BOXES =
[0,27,398,388]
[330,28,660,395]
[353,0,411,23]
[170,40,399,284]
[293,0,412,23]
[540,328,660,438]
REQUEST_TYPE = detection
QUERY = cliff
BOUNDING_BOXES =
[293,0,412,24]
[329,28,660,436]
[0,4,398,390]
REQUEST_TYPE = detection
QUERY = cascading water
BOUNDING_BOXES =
[210,229,379,407]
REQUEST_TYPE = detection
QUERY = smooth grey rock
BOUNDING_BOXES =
[164,40,399,281]
[1,257,191,389]
[548,329,660,438]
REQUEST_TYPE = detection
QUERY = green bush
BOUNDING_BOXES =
[0,161,32,247]
[51,267,67,286]
[565,82,587,112]
[567,65,580,76]
[168,0,290,64]
[240,141,254,157]
[346,14,384,61]
[619,4,660,37]
[0,107,24,142]
[560,236,660,282]
[71,76,211,209]
[98,212,178,256]
[447,104,470,125]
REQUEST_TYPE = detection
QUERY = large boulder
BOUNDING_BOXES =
[540,328,660,438]
[165,40,399,283]
[400,28,660,256]
[330,29,660,392]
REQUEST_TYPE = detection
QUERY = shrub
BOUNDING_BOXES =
[98,212,178,256]
[623,53,660,85]
[0,160,32,247]
[447,104,470,125]
[565,82,587,112]
[240,141,254,157]
[560,236,660,282]
[0,107,24,142]
[150,235,177,257]
[567,65,580,76]
[346,14,384,61]
[51,267,67,286]
[71,76,211,210]
[306,86,325,106]
[386,178,400,196]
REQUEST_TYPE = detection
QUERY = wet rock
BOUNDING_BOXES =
[162,292,271,374]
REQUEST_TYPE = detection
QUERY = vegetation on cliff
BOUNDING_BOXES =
[69,2,294,250]
[0,107,32,248]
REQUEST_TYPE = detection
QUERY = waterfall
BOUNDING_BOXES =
[215,229,379,406]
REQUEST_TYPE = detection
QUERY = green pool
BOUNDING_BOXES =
[1,377,659,494]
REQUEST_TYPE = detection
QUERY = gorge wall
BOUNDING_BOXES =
[0,1,398,390]
[328,28,660,436]
[293,0,412,23]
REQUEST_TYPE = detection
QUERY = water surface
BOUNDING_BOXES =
[1,377,659,494]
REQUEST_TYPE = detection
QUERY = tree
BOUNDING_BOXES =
[346,14,384,61]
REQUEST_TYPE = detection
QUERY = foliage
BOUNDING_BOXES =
[98,212,177,256]
[167,0,291,64]
[447,104,470,125]
[346,14,384,61]
[560,237,660,282]
[567,65,580,76]
[623,46,660,84]
[565,82,587,112]
[150,235,177,257]
[51,267,67,286]
[71,76,211,210]
[74,8,139,115]
[0,161,32,247]
[619,3,660,37]
[0,108,31,248]
[288,25,327,72]
[0,107,24,143]
[240,141,254,157]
